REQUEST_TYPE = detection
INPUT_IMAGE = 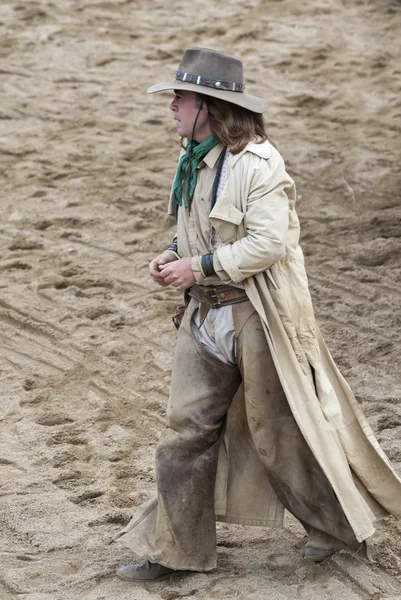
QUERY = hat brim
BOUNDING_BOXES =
[147,81,268,114]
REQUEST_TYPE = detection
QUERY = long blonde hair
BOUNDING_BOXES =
[199,94,268,154]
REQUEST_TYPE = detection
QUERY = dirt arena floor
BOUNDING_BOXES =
[1,0,401,598]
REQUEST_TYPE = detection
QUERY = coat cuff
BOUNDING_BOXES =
[214,245,244,283]
[212,253,231,283]
[191,256,206,284]
[163,250,180,261]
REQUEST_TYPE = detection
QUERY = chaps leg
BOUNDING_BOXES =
[154,324,241,571]
[235,308,360,550]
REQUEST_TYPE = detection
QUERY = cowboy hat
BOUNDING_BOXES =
[147,47,268,114]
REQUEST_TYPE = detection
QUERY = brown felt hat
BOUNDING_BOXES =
[147,47,268,114]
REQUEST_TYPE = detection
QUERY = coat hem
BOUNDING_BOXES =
[113,535,216,572]
[216,514,283,528]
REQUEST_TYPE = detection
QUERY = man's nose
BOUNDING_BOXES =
[170,97,177,111]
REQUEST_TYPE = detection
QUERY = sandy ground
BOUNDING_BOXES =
[0,0,401,598]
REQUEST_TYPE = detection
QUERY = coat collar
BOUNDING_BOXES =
[230,140,272,166]
[198,140,270,169]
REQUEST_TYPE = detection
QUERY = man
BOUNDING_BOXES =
[113,48,401,581]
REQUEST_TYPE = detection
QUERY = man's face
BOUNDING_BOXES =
[170,90,210,141]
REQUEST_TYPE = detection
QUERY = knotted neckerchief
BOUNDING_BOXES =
[173,135,219,210]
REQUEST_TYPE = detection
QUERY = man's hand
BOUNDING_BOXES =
[149,252,177,287]
[159,258,196,292]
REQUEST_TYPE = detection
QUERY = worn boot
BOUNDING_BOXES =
[117,560,184,581]
[304,541,368,563]
[304,547,337,562]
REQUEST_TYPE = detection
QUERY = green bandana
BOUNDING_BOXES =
[173,135,219,209]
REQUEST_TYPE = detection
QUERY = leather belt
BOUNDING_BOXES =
[189,284,247,309]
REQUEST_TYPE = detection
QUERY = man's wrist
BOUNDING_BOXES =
[163,235,179,261]
[201,253,216,277]
[166,239,178,254]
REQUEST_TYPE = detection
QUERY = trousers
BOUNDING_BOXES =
[143,301,358,571]
[115,299,360,571]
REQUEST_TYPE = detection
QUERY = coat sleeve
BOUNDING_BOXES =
[212,155,292,283]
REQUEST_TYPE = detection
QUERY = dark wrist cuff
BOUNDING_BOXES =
[166,239,178,254]
[201,253,216,278]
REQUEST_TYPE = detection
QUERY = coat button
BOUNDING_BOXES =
[220,293,226,299]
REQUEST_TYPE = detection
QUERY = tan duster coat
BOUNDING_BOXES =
[180,141,401,542]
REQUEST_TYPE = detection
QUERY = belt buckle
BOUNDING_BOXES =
[205,288,221,308]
